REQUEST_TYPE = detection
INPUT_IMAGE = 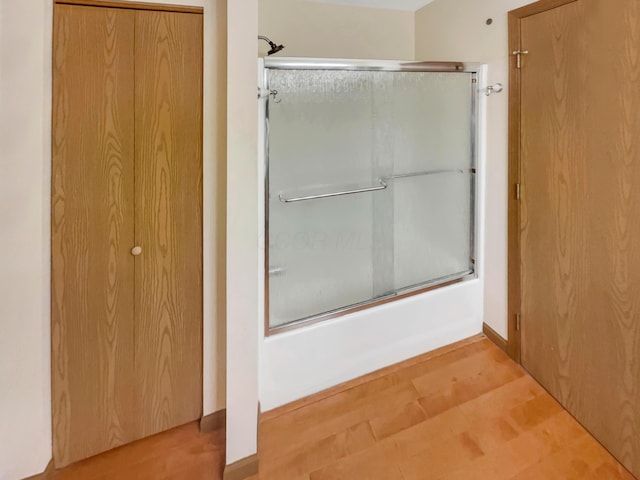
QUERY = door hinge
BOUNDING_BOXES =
[516,313,521,331]
[512,50,529,69]
[516,183,521,200]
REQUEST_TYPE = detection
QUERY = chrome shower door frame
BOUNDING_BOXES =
[262,57,485,336]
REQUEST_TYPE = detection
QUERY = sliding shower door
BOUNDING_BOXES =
[265,60,478,331]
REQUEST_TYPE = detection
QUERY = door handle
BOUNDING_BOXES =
[131,246,142,256]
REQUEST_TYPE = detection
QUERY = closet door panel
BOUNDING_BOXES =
[134,10,203,437]
[52,4,136,467]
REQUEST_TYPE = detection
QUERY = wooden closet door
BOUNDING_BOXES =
[133,10,203,438]
[52,4,136,467]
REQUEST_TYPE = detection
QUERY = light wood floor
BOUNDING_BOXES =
[43,335,635,480]
[42,422,225,480]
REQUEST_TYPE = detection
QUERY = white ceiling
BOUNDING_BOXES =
[306,0,435,12]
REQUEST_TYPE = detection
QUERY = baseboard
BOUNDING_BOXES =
[482,323,508,353]
[22,459,55,480]
[200,408,226,433]
[223,454,259,480]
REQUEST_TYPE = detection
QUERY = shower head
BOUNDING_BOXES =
[268,43,285,55]
[258,35,285,56]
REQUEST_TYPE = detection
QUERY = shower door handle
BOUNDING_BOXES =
[279,179,388,203]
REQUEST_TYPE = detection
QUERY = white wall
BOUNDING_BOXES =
[226,0,260,466]
[415,0,531,338]
[0,2,53,478]
[259,0,415,59]
[0,1,226,478]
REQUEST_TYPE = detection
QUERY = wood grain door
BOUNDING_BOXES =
[52,3,203,467]
[52,4,136,467]
[519,0,640,474]
[133,9,203,438]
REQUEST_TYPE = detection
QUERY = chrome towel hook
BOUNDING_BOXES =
[485,83,504,96]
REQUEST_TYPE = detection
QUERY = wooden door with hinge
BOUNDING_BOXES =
[510,0,640,475]
[52,1,203,467]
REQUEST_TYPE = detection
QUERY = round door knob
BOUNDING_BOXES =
[131,246,142,256]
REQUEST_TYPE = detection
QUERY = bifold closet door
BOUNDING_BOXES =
[52,5,136,467]
[52,4,203,467]
[134,9,203,438]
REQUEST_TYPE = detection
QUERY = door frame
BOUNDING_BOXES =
[506,0,577,362]
[54,0,202,14]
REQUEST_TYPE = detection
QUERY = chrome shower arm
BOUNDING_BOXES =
[258,35,285,56]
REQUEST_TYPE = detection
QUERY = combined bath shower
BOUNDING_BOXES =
[258,35,285,56]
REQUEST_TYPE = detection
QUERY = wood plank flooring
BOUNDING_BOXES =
[42,422,224,480]
[43,335,635,480]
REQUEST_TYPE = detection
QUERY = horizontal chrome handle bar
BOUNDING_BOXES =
[384,168,466,180]
[279,179,387,203]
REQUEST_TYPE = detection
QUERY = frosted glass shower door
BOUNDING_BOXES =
[266,64,477,330]
[268,70,379,327]
[380,72,474,293]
